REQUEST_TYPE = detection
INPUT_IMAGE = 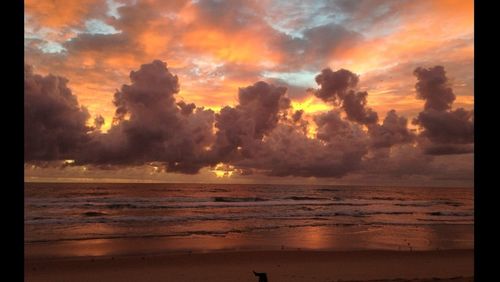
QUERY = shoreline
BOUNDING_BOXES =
[24,223,474,260]
[25,249,474,282]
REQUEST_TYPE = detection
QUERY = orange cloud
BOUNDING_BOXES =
[25,0,473,140]
[181,28,281,65]
[330,0,473,75]
[25,0,104,28]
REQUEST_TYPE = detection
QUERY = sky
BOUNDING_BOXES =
[24,0,474,186]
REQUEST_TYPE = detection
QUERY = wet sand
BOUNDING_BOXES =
[25,249,473,282]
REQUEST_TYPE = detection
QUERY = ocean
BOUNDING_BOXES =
[24,182,474,258]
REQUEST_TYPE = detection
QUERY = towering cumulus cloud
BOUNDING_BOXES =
[314,68,359,104]
[314,68,378,125]
[369,110,415,149]
[412,66,474,155]
[24,65,91,161]
[414,66,456,111]
[80,60,216,173]
[342,91,378,124]
[213,81,290,159]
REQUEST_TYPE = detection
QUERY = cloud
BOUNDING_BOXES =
[342,91,378,124]
[414,108,473,144]
[24,0,474,185]
[64,33,133,54]
[368,110,414,148]
[25,0,106,28]
[412,66,474,155]
[233,123,367,178]
[314,68,359,104]
[413,66,456,111]
[212,81,291,159]
[314,110,367,145]
[313,68,378,125]
[302,23,362,58]
[24,60,472,183]
[24,65,91,161]
[360,143,434,177]
[78,60,216,173]
[423,144,474,155]
[177,101,196,115]
[193,0,261,30]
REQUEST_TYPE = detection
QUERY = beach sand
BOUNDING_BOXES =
[25,249,473,282]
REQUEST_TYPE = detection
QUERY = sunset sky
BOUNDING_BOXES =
[24,0,474,186]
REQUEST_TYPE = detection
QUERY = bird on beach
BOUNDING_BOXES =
[253,270,268,282]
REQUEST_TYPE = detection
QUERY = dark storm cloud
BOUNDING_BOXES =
[314,68,359,104]
[314,111,369,173]
[368,110,414,148]
[314,111,364,143]
[412,66,474,155]
[414,108,474,144]
[413,66,456,111]
[342,91,378,124]
[212,81,291,159]
[423,144,474,155]
[177,101,196,116]
[24,65,91,161]
[78,60,216,173]
[313,68,378,125]
[234,123,367,178]
[112,60,179,121]
[231,81,290,138]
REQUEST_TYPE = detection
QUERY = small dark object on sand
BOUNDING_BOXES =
[253,270,268,282]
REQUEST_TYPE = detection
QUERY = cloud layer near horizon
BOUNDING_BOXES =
[25,60,474,180]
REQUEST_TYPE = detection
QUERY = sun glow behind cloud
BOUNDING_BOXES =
[211,163,235,178]
[24,0,474,185]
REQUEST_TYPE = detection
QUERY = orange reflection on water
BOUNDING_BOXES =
[282,226,332,250]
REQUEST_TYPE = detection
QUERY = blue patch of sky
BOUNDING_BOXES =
[264,0,349,39]
[262,70,317,88]
[39,42,66,53]
[106,0,126,19]
[84,19,120,35]
[30,19,120,54]
[24,25,67,53]
[26,1,122,54]
[264,0,403,42]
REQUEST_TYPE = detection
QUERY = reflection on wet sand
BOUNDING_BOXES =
[26,224,473,259]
